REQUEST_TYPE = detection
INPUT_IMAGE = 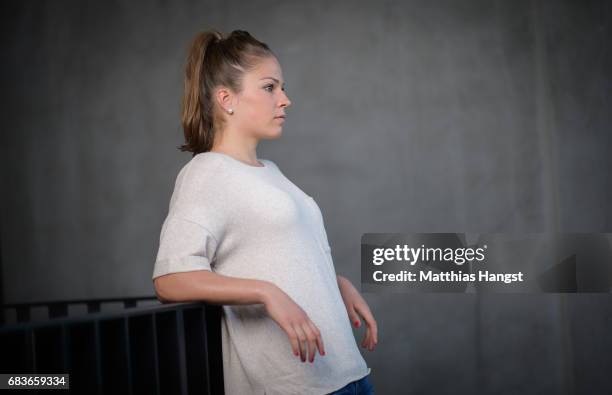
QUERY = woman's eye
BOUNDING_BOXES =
[264,84,286,92]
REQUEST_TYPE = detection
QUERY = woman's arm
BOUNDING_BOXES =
[337,274,379,351]
[154,270,326,363]
[154,270,270,305]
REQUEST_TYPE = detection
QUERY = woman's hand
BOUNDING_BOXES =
[261,283,326,363]
[337,275,378,351]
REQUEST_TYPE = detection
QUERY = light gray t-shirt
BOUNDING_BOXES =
[152,151,370,395]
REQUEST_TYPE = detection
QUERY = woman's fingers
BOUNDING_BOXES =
[348,306,361,328]
[286,324,301,357]
[353,303,377,351]
[367,328,375,350]
[292,321,326,362]
[301,324,318,363]
[361,325,371,348]
[307,320,326,356]
[293,324,308,362]
[362,321,377,350]
[355,303,378,346]
[362,326,376,351]
[266,287,328,361]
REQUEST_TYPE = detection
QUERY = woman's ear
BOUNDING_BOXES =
[215,87,235,113]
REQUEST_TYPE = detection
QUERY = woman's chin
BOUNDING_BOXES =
[266,127,284,139]
[255,124,284,140]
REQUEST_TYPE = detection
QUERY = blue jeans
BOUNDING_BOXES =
[327,374,374,395]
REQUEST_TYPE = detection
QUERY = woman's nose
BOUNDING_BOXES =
[281,92,291,108]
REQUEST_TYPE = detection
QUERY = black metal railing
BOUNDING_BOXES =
[0,297,224,394]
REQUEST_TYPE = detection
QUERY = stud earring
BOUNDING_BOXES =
[227,108,234,114]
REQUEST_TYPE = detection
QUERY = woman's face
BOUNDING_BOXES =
[225,56,291,140]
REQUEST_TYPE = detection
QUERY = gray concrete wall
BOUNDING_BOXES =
[1,0,611,393]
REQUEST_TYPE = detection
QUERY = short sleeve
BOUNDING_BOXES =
[152,216,218,280]
[152,157,227,280]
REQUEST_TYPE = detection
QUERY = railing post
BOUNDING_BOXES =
[87,301,101,313]
[16,306,30,323]
[49,303,68,319]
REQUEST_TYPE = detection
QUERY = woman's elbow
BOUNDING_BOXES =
[153,276,174,303]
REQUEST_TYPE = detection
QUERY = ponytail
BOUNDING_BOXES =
[179,30,274,156]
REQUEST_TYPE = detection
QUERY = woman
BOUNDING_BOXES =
[152,30,377,395]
